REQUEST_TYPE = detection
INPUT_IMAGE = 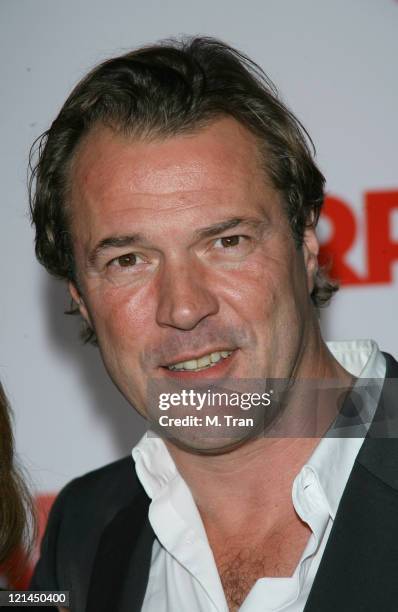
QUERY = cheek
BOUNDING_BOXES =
[220,250,309,345]
[214,253,286,320]
[86,281,155,352]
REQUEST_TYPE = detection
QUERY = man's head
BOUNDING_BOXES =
[30,37,335,334]
[29,36,337,450]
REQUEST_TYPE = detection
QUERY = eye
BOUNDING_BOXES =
[108,253,144,269]
[103,251,153,286]
[210,234,255,261]
[215,235,246,248]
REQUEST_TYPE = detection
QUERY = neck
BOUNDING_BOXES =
[167,437,317,532]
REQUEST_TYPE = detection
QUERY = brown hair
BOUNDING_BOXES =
[29,36,338,343]
[0,382,35,573]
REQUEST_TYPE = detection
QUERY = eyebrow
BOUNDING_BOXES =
[194,216,267,239]
[88,216,267,266]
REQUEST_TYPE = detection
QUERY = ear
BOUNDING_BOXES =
[68,281,93,328]
[302,226,319,294]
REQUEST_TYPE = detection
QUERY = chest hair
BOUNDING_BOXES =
[214,525,310,611]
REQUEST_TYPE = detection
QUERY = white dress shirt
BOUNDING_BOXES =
[133,340,386,611]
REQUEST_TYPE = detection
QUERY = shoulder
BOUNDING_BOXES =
[383,351,398,377]
[46,455,143,532]
[31,456,148,604]
[357,352,398,488]
[47,454,147,550]
[56,455,141,510]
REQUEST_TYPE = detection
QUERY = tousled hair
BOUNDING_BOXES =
[29,36,337,343]
[0,382,36,577]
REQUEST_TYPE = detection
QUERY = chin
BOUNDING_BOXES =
[150,412,269,456]
[162,431,259,456]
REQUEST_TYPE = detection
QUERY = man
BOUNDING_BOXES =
[29,37,398,611]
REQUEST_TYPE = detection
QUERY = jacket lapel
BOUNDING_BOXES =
[305,353,398,611]
[86,488,154,612]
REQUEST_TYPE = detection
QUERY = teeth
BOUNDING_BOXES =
[198,355,211,368]
[168,350,232,371]
[182,360,198,371]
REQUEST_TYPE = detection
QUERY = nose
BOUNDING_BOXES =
[156,259,219,330]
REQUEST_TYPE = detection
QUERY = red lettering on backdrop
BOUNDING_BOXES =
[319,190,398,285]
[319,196,362,284]
[366,191,398,283]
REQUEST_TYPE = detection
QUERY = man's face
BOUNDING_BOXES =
[69,117,319,448]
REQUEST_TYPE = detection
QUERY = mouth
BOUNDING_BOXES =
[162,349,234,373]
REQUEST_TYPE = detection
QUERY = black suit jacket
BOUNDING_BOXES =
[31,353,398,612]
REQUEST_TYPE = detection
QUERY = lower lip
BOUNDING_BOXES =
[160,350,238,380]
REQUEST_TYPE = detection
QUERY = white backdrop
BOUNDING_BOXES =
[1,0,397,504]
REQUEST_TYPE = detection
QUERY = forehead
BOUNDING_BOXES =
[69,117,281,238]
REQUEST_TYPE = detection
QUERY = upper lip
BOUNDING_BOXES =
[160,347,236,368]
